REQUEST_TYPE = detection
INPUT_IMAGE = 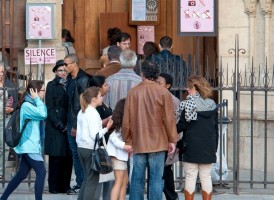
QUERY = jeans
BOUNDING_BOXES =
[0,154,46,200]
[130,151,165,200]
[67,125,84,187]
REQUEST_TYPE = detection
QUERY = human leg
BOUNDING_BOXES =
[48,156,60,193]
[67,126,83,188]
[183,162,199,199]
[77,147,101,200]
[24,155,46,200]
[163,164,178,200]
[61,155,73,192]
[147,151,165,200]
[129,154,147,200]
[111,170,125,200]
[0,154,31,200]
[198,164,213,199]
[103,181,114,200]
[118,170,128,200]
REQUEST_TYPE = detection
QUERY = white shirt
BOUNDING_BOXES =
[106,130,129,161]
[76,105,108,149]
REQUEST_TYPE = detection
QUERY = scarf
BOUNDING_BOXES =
[59,78,67,90]
[176,93,216,122]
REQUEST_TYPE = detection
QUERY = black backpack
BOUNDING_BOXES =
[5,102,30,148]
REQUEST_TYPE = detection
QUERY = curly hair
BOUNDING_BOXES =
[112,99,126,132]
[187,76,213,99]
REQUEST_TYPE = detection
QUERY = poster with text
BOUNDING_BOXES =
[26,3,54,39]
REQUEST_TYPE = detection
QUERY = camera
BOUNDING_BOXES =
[188,1,196,6]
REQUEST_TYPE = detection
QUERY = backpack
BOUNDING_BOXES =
[5,103,30,148]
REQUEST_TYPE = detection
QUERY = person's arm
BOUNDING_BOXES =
[45,83,66,132]
[176,110,188,133]
[110,132,126,150]
[22,98,47,120]
[215,110,219,152]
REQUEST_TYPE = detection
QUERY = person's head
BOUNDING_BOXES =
[89,75,109,97]
[159,36,173,50]
[64,54,79,74]
[143,42,159,58]
[26,80,45,99]
[107,27,122,46]
[80,86,102,112]
[119,49,137,68]
[107,45,122,61]
[52,60,67,79]
[141,61,159,81]
[112,98,126,132]
[187,76,212,98]
[62,29,75,43]
[117,32,131,51]
[156,73,173,90]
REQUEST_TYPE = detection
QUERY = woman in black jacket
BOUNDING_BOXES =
[44,60,73,194]
[176,76,218,200]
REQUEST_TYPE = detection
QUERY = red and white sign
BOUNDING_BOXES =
[179,0,216,35]
[24,48,56,65]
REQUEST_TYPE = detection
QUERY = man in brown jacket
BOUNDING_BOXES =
[122,61,179,200]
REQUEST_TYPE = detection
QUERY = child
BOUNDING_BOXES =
[106,99,132,200]
[76,86,113,200]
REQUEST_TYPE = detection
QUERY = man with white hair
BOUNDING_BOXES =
[103,49,141,110]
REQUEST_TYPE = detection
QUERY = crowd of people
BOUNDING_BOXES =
[0,28,218,200]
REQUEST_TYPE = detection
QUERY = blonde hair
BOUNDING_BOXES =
[80,86,100,112]
[187,76,213,99]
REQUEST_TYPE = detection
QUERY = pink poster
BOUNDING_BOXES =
[137,26,155,55]
[26,4,53,39]
[180,0,215,34]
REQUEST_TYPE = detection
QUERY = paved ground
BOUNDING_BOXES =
[0,166,274,199]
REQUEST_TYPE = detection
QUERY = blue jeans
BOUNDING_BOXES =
[67,125,84,186]
[130,151,165,200]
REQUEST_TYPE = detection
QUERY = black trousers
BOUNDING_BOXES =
[48,155,73,193]
[163,164,178,200]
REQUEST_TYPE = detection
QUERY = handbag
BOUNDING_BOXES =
[165,148,179,166]
[99,171,115,183]
[92,133,113,174]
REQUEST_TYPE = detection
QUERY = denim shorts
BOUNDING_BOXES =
[111,157,127,170]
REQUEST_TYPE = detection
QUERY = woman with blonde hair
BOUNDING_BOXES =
[176,76,218,200]
[76,87,113,200]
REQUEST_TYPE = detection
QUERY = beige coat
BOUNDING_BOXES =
[122,80,179,154]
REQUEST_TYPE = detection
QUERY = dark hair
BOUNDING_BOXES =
[62,29,75,43]
[89,75,106,88]
[160,36,172,49]
[112,99,126,132]
[118,32,131,42]
[64,53,79,64]
[107,27,122,45]
[159,73,173,90]
[18,80,44,108]
[80,87,100,112]
[143,42,159,58]
[107,45,122,61]
[141,61,159,81]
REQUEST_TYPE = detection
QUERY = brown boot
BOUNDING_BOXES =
[184,190,194,200]
[202,190,212,200]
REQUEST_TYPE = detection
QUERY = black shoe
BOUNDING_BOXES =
[67,185,81,195]
[49,190,59,194]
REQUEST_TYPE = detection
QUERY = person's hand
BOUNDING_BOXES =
[106,119,113,130]
[124,145,132,153]
[168,143,176,155]
[5,107,14,114]
[29,88,39,99]
[71,128,77,137]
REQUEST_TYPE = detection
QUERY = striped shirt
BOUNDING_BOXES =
[104,69,142,110]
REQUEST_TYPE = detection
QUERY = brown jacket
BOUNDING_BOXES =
[95,61,121,78]
[122,80,179,154]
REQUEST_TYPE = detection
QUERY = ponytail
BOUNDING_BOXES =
[80,93,88,112]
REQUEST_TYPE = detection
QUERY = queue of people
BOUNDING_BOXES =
[0,28,218,200]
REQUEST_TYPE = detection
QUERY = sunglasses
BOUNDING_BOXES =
[64,62,74,67]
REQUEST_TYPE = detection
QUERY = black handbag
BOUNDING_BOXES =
[92,133,113,174]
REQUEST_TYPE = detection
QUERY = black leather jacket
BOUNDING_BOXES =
[67,69,91,129]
